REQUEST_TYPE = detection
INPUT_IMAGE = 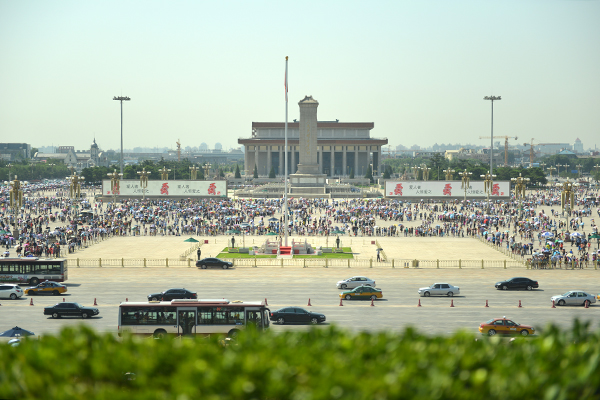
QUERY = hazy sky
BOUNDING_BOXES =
[1,0,599,153]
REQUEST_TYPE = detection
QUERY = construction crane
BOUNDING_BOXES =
[523,139,543,167]
[479,135,518,167]
[176,139,181,162]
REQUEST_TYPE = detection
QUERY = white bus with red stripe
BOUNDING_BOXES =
[118,299,270,338]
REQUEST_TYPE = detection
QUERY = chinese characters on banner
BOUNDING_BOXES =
[385,181,510,199]
[101,180,227,197]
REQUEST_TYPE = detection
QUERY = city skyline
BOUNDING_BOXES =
[1,1,599,152]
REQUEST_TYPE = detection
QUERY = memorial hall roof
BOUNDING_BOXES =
[252,122,374,129]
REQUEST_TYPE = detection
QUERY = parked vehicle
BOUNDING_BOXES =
[418,283,460,297]
[147,288,197,302]
[495,277,538,291]
[196,258,233,269]
[0,284,24,300]
[339,286,383,300]
[269,307,326,325]
[25,281,67,296]
[479,317,535,337]
[551,291,596,307]
[336,276,375,289]
[44,302,99,319]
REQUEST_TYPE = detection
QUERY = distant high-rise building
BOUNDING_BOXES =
[573,138,583,153]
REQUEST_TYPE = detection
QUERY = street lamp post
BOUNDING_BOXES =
[443,169,455,181]
[460,169,472,203]
[158,167,171,180]
[594,164,600,182]
[6,163,12,181]
[556,164,568,177]
[480,172,497,214]
[113,96,131,175]
[107,169,122,206]
[411,166,420,180]
[557,180,576,238]
[203,163,212,180]
[483,95,501,176]
[421,164,431,181]
[547,166,556,179]
[137,168,150,201]
[511,173,530,220]
[576,164,583,178]
[189,165,199,180]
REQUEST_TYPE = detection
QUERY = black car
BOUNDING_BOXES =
[495,277,539,291]
[44,302,99,319]
[147,288,197,302]
[269,307,326,325]
[196,257,233,269]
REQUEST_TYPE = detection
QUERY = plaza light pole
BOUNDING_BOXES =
[107,169,122,206]
[9,175,23,241]
[480,172,496,214]
[511,173,530,220]
[443,169,455,181]
[556,164,568,177]
[137,168,150,201]
[421,164,431,181]
[460,169,472,203]
[594,164,600,182]
[483,95,501,176]
[576,164,583,178]
[113,96,131,175]
[547,166,556,179]
[557,180,576,237]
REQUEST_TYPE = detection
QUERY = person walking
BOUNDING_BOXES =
[336,235,340,249]
[376,248,381,262]
[197,247,201,261]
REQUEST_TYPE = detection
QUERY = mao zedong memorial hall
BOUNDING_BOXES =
[237,96,388,198]
[238,97,387,179]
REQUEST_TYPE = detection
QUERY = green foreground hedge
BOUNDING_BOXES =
[1,323,599,400]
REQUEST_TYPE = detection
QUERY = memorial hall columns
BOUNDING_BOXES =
[243,143,382,178]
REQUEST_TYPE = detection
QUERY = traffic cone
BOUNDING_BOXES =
[307,298,312,306]
[29,298,34,306]
[339,298,344,306]
[370,298,375,306]
[126,298,128,302]
[485,300,489,307]
[94,298,97,306]
[450,299,454,307]
[418,299,421,307]
[63,298,65,302]
[265,298,268,306]
[585,300,589,308]
[552,300,556,308]
[518,300,522,308]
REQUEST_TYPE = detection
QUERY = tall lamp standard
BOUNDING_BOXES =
[443,169,455,181]
[547,166,556,179]
[113,96,131,175]
[189,165,199,180]
[511,173,530,220]
[137,168,150,201]
[576,164,583,178]
[421,164,431,181]
[203,163,212,180]
[483,95,501,176]
[6,163,12,181]
[557,180,576,237]
[460,169,472,203]
[480,172,496,214]
[107,169,122,206]
[9,175,23,241]
[593,164,600,182]
[556,163,568,177]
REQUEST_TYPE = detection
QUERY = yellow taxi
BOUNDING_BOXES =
[479,317,535,337]
[339,285,383,300]
[25,281,68,296]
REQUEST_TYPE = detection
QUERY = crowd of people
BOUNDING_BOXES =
[1,181,599,267]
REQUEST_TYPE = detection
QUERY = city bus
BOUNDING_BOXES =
[118,299,270,338]
[0,258,68,285]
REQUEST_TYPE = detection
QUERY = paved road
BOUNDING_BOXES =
[2,266,598,338]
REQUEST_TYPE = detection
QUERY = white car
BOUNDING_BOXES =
[551,291,596,307]
[336,276,375,289]
[0,284,24,300]
[418,283,460,297]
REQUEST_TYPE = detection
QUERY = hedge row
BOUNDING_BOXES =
[1,322,599,400]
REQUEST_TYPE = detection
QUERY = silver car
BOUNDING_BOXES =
[0,284,24,300]
[336,276,375,289]
[418,283,460,297]
[551,291,596,306]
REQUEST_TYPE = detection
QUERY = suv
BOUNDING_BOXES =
[147,288,198,302]
[0,284,24,300]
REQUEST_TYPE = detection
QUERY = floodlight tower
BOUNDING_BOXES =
[113,96,131,175]
[483,95,501,176]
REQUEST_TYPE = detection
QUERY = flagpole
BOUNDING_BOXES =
[284,56,289,247]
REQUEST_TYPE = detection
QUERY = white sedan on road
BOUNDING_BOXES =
[418,283,460,297]
[336,276,375,289]
[551,291,596,306]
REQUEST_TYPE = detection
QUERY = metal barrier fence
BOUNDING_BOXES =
[71,257,531,269]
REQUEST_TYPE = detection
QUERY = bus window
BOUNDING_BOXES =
[198,309,212,324]
[228,307,244,324]
[214,307,228,324]
[246,310,263,328]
